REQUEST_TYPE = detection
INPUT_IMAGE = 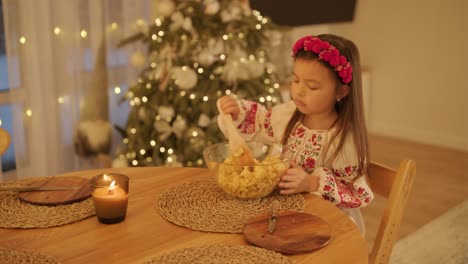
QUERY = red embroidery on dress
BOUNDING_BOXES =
[289,126,323,174]
[333,165,359,179]
[264,109,274,137]
[237,101,258,134]
[321,173,336,203]
[296,127,305,137]
[304,157,316,171]
[356,185,372,204]
[336,181,361,208]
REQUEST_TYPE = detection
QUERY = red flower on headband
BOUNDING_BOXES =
[292,36,354,84]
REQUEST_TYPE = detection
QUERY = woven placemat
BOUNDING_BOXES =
[0,247,60,263]
[158,180,305,233]
[142,245,294,264]
[0,177,95,229]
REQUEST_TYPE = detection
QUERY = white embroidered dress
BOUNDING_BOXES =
[218,100,374,234]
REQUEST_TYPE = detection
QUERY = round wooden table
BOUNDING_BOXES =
[0,167,369,263]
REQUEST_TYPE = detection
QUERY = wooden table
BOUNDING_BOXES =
[0,167,369,263]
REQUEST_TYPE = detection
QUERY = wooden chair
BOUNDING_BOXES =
[367,159,416,264]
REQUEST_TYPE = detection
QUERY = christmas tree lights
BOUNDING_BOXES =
[116,0,283,167]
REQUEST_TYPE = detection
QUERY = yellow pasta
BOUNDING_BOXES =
[217,156,289,199]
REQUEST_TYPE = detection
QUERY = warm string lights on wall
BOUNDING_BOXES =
[17,20,125,123]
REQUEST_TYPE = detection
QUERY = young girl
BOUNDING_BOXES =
[217,34,374,234]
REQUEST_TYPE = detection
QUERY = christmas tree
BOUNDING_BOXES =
[116,0,283,167]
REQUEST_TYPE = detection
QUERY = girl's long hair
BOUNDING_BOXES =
[281,34,369,174]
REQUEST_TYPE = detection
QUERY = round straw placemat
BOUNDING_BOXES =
[142,245,294,264]
[0,177,95,229]
[0,247,60,264]
[158,180,305,233]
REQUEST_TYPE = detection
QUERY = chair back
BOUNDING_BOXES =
[367,160,416,264]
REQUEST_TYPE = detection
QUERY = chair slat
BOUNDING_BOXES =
[368,160,416,264]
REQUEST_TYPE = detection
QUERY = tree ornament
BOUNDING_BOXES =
[172,118,187,137]
[203,0,220,15]
[158,105,175,120]
[172,66,198,90]
[154,0,176,17]
[154,120,172,140]
[197,114,211,127]
[170,12,193,32]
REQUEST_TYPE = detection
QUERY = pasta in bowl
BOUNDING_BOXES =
[203,142,292,199]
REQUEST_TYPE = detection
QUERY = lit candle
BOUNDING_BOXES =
[90,174,129,224]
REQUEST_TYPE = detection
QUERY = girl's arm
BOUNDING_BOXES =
[217,99,295,143]
[312,166,373,208]
[311,137,374,208]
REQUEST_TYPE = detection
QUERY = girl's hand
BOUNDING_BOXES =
[218,96,240,120]
[278,161,320,195]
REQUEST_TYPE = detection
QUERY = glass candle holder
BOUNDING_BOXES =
[90,173,129,224]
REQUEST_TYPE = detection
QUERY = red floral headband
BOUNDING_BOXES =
[292,36,353,84]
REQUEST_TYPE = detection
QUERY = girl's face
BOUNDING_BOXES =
[290,58,339,117]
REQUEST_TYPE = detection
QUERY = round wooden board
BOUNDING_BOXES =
[19,176,92,206]
[243,211,333,254]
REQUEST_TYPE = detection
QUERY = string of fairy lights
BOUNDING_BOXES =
[15,21,124,122]
[14,7,283,167]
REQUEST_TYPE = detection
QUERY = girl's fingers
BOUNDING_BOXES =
[280,188,297,195]
[290,160,299,168]
[281,174,295,182]
[278,181,297,189]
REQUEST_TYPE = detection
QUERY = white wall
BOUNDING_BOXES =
[325,0,468,151]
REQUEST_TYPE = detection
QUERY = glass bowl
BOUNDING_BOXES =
[203,142,292,199]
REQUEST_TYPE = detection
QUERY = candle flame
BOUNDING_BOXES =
[109,180,116,191]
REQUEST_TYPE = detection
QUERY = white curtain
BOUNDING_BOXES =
[3,0,151,179]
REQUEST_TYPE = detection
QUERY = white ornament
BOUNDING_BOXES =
[112,157,128,168]
[220,2,243,22]
[172,118,187,138]
[172,67,198,90]
[197,114,211,127]
[155,0,175,17]
[221,47,251,82]
[222,60,249,83]
[197,50,216,67]
[159,105,175,120]
[204,0,220,15]
[154,118,186,140]
[197,38,223,66]
[131,51,146,69]
[170,12,193,32]
[154,120,172,140]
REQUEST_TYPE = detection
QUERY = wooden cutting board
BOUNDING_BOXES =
[19,176,92,206]
[243,211,333,254]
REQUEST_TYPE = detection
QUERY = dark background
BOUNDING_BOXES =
[249,0,357,26]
